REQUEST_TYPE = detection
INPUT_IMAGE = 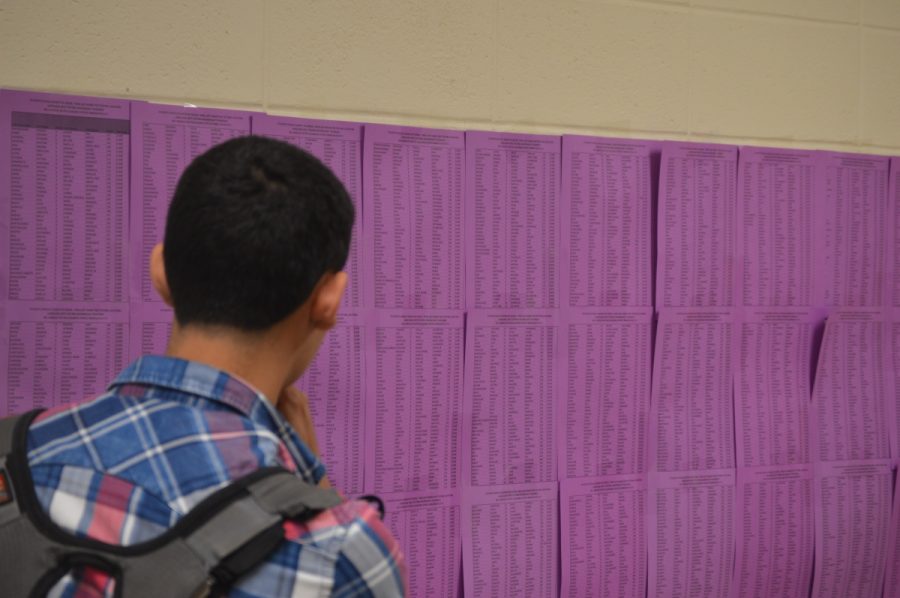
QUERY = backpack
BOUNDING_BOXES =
[0,409,343,597]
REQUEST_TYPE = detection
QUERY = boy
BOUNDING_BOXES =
[21,136,406,596]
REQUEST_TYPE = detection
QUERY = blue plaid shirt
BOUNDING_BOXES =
[25,355,406,597]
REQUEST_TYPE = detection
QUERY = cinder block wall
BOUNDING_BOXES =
[1,0,899,152]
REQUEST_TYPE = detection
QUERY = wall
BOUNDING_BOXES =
[2,0,900,153]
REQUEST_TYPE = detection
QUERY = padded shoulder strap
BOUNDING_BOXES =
[0,409,42,459]
[246,470,342,517]
[0,410,43,526]
[187,470,343,590]
[0,415,19,458]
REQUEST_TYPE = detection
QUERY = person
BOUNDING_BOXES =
[21,136,407,596]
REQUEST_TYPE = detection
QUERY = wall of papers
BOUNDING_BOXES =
[2,88,899,598]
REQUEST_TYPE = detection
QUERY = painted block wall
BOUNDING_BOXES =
[2,0,899,152]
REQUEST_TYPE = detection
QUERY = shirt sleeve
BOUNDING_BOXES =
[229,500,406,598]
[330,502,407,598]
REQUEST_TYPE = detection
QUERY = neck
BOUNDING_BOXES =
[165,323,295,404]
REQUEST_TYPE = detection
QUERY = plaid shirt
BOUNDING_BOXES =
[25,355,406,597]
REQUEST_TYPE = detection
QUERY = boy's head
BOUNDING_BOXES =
[158,135,354,332]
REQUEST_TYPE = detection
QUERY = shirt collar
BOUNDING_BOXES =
[110,355,325,484]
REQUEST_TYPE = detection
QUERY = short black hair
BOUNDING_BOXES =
[163,135,354,331]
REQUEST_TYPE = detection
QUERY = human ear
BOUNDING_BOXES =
[150,243,174,307]
[310,271,347,330]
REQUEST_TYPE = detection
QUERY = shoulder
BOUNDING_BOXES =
[27,393,293,516]
[234,499,407,598]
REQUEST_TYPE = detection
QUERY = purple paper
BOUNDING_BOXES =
[465,131,560,309]
[649,309,735,472]
[890,318,900,459]
[656,142,737,308]
[889,158,900,307]
[0,305,5,413]
[294,310,366,495]
[730,464,814,598]
[814,152,889,308]
[734,308,820,467]
[811,460,893,598]
[736,147,817,307]
[648,469,735,598]
[1,302,128,416]
[1,89,130,304]
[811,310,890,463]
[365,310,464,493]
[559,308,651,478]
[560,475,647,598]
[461,482,558,598]
[129,102,251,304]
[363,124,465,310]
[128,302,173,361]
[883,464,900,598]
[252,114,364,309]
[561,135,652,308]
[463,311,558,487]
[382,489,460,598]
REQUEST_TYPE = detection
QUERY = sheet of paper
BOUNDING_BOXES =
[650,309,735,472]
[0,305,5,413]
[466,131,560,309]
[736,147,816,307]
[251,115,364,309]
[811,310,890,462]
[560,474,646,598]
[461,482,558,598]
[130,102,250,304]
[1,90,130,304]
[560,308,651,478]
[382,490,460,598]
[1,302,128,416]
[889,158,900,308]
[648,469,735,598]
[128,302,173,361]
[295,310,366,495]
[883,464,900,598]
[811,460,893,598]
[730,464,814,598]
[561,135,652,308]
[365,310,464,493]
[363,124,465,310]
[656,142,737,308]
[735,308,819,467]
[814,152,889,308]
[889,318,900,459]
[463,311,558,487]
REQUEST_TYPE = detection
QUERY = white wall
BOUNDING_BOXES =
[2,0,900,152]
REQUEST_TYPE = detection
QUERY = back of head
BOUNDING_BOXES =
[163,135,354,331]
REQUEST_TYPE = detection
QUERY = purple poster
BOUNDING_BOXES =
[657,142,737,308]
[465,131,560,309]
[364,124,465,310]
[561,135,652,308]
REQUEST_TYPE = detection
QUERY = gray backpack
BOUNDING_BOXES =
[0,409,343,597]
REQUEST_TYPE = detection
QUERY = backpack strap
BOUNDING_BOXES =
[0,410,42,526]
[0,411,24,455]
[0,409,342,597]
[0,409,41,463]
[185,471,342,591]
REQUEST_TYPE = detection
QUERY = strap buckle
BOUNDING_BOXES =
[191,577,215,598]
